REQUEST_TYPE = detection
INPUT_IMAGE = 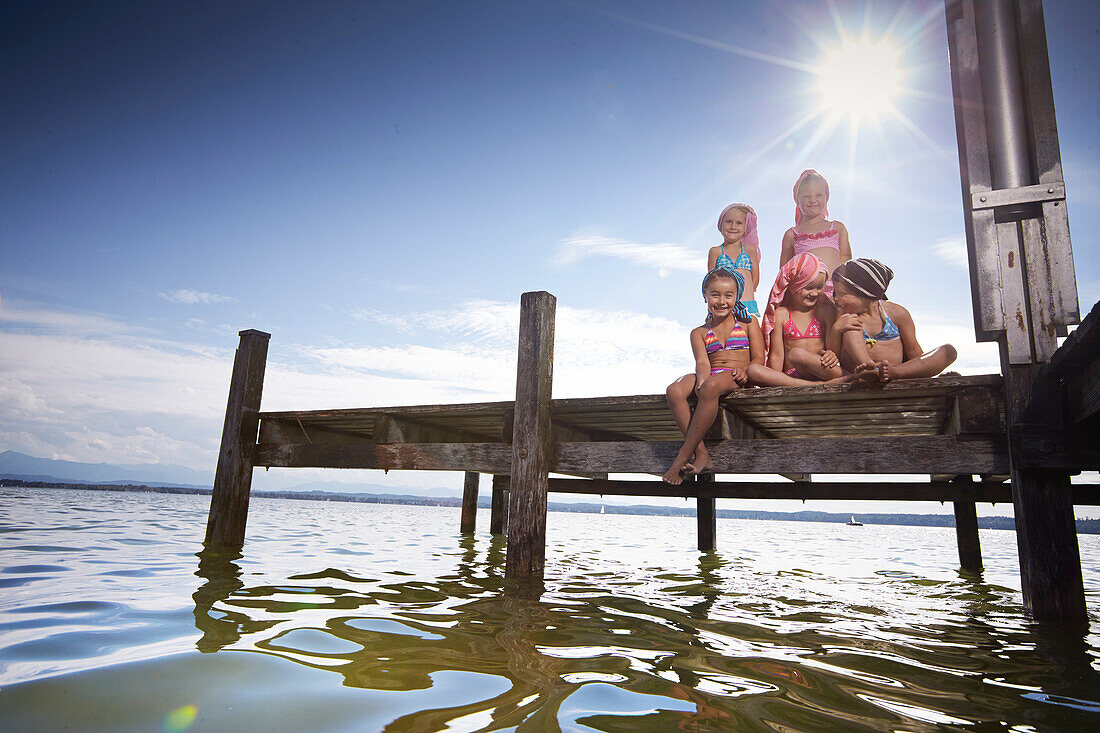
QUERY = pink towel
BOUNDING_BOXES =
[762,252,828,355]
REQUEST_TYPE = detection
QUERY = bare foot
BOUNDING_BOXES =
[854,361,879,383]
[662,462,689,485]
[825,371,859,384]
[684,459,715,476]
[878,360,891,384]
[692,444,711,470]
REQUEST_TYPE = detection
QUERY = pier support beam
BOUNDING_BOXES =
[206,329,270,546]
[506,292,556,578]
[491,475,510,535]
[460,472,480,533]
[952,478,983,572]
[1005,364,1085,621]
[696,473,716,552]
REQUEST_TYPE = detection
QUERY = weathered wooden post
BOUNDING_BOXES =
[490,474,510,535]
[506,291,556,577]
[205,329,270,546]
[946,0,1084,619]
[696,473,717,552]
[460,471,480,533]
[952,477,983,572]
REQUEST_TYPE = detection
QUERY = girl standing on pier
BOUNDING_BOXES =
[829,258,958,382]
[707,203,760,316]
[663,268,764,484]
[779,170,852,300]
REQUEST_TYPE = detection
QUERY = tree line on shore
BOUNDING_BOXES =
[4,478,1098,533]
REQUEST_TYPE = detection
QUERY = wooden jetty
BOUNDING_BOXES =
[205,0,1098,621]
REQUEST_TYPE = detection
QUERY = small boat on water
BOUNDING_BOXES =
[846,516,863,526]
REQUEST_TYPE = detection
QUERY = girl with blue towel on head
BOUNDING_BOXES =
[663,267,763,485]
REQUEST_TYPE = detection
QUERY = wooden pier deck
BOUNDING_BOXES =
[254,374,1010,484]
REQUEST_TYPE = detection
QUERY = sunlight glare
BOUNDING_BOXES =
[818,38,901,120]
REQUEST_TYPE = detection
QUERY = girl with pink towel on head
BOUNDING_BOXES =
[746,252,865,386]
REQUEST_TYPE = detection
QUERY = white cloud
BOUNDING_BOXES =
[930,234,969,268]
[158,289,236,305]
[556,234,706,272]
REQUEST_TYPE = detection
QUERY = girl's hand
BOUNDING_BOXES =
[833,313,863,333]
[731,368,748,386]
[818,349,839,369]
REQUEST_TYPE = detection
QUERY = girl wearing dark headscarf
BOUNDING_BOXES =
[829,258,958,383]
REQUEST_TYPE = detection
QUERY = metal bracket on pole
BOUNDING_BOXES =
[971,182,1065,211]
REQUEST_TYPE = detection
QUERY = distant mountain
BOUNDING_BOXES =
[0,450,213,488]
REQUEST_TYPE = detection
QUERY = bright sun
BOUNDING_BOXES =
[818,39,901,120]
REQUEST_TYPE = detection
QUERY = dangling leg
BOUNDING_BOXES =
[663,372,739,485]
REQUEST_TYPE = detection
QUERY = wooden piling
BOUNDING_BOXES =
[506,292,556,577]
[952,477,982,572]
[205,330,270,546]
[460,471,479,533]
[1004,363,1085,621]
[491,475,509,535]
[696,473,716,552]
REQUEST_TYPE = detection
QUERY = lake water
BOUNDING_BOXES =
[2,487,1098,732]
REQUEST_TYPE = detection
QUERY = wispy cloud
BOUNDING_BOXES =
[930,234,969,268]
[556,235,705,275]
[158,289,236,305]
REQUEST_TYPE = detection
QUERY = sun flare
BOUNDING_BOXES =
[818,38,901,120]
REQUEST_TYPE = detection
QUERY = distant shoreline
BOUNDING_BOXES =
[5,478,1099,534]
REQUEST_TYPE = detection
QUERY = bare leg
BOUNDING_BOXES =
[663,374,738,484]
[787,346,844,381]
[881,345,958,380]
[746,363,856,387]
[665,374,710,468]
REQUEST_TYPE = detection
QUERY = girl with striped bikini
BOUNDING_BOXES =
[663,268,764,485]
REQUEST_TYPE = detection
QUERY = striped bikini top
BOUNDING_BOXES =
[704,322,750,354]
[715,243,753,272]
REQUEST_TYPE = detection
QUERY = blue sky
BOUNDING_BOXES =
[2,1,1097,516]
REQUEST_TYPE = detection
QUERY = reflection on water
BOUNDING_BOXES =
[3,488,1100,732]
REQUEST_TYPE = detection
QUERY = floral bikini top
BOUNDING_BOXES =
[782,310,824,340]
[715,243,753,272]
[863,302,901,345]
[790,226,840,256]
[704,322,750,354]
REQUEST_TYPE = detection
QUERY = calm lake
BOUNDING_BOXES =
[2,487,1098,732]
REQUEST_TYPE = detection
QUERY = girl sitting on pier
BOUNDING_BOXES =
[780,169,852,301]
[707,203,760,316]
[663,267,764,484]
[747,252,861,386]
[830,258,958,383]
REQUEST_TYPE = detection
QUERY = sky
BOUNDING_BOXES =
[2,0,1098,517]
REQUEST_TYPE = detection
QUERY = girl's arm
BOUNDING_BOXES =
[747,317,765,366]
[706,246,720,271]
[767,308,788,371]
[747,242,761,290]
[836,221,853,261]
[690,327,711,389]
[891,303,924,360]
[779,229,794,268]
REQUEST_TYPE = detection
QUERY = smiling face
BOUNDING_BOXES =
[831,279,871,314]
[797,179,828,220]
[794,274,826,308]
[719,208,747,245]
[704,274,741,318]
